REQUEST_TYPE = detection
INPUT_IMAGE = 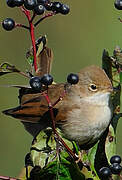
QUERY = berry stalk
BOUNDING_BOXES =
[20,6,37,72]
[43,92,78,160]
[29,22,37,71]
[16,23,30,30]
[34,12,55,27]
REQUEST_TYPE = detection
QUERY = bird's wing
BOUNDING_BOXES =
[2,83,65,123]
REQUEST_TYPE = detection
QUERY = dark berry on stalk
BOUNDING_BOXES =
[29,76,42,90]
[14,0,24,6]
[37,0,49,5]
[110,155,121,164]
[24,0,37,10]
[99,167,112,178]
[2,18,15,31]
[44,2,53,11]
[67,73,79,85]
[6,0,16,8]
[60,4,70,15]
[110,163,122,174]
[52,2,62,13]
[34,4,45,15]
[114,0,122,10]
[25,153,33,167]
[41,74,53,86]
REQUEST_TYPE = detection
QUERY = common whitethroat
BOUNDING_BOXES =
[3,65,113,150]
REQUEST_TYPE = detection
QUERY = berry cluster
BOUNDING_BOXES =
[29,73,79,91]
[114,0,122,10]
[29,74,53,90]
[2,0,70,72]
[99,155,122,179]
[4,0,70,31]
[6,0,70,14]
[110,155,122,175]
[3,0,70,31]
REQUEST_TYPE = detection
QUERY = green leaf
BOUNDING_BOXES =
[30,128,85,180]
[38,157,85,180]
[80,143,100,180]
[105,125,116,164]
[88,143,99,176]
[0,62,20,76]
[31,128,73,168]
[27,56,34,65]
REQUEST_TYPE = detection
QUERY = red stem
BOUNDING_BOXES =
[52,90,66,107]
[43,92,78,160]
[34,12,55,27]
[29,22,37,71]
[20,6,37,72]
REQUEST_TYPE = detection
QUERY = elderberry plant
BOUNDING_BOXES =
[0,0,122,180]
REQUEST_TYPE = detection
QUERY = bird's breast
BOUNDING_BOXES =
[59,92,112,145]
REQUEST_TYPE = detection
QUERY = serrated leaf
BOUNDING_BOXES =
[0,62,20,76]
[30,128,85,180]
[38,157,85,180]
[31,128,73,168]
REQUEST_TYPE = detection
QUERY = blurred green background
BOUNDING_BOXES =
[0,0,122,177]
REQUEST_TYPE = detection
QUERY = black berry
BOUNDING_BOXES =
[110,155,121,164]
[52,2,62,13]
[25,153,33,167]
[24,0,37,10]
[6,0,16,8]
[110,163,122,175]
[44,2,53,11]
[99,167,112,179]
[29,76,42,90]
[60,4,70,15]
[2,18,15,31]
[34,4,45,15]
[14,0,24,6]
[41,74,53,86]
[67,73,79,85]
[114,0,122,10]
[37,0,49,5]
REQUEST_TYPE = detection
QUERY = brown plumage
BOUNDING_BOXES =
[3,66,113,148]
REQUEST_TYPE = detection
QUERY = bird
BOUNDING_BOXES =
[2,65,113,150]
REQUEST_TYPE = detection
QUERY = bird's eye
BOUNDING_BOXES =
[89,84,97,91]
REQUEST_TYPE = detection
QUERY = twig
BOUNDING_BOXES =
[20,6,37,72]
[15,23,30,30]
[17,71,30,78]
[34,12,55,27]
[43,91,78,160]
